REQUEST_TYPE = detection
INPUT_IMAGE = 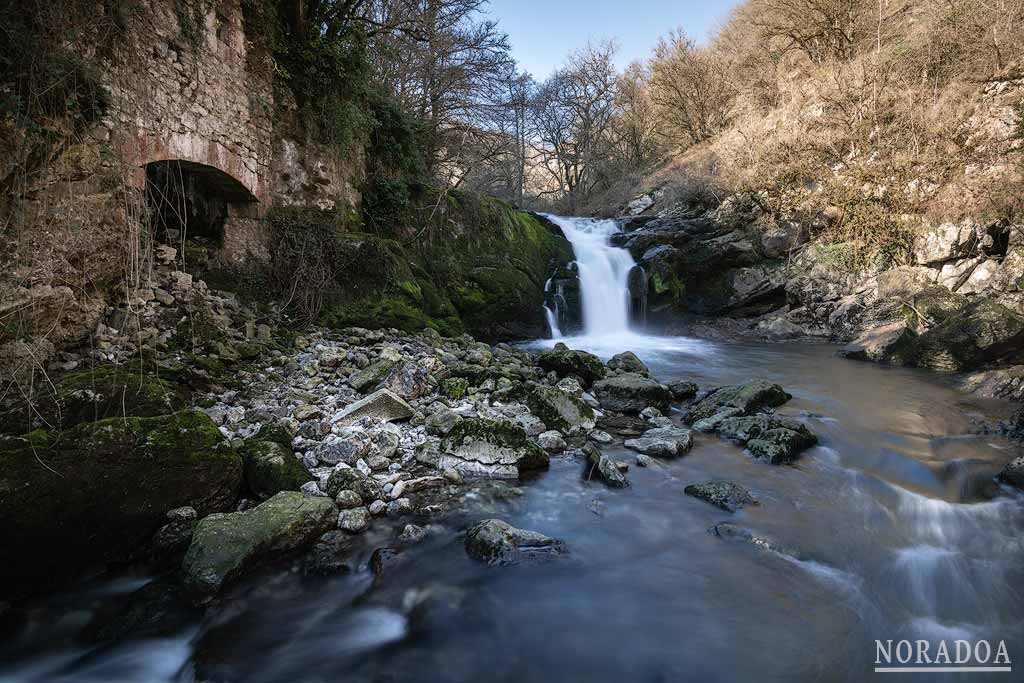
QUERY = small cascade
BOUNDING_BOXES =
[543,215,639,337]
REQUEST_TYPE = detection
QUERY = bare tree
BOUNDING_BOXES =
[648,31,736,149]
[530,41,619,211]
[609,61,660,171]
[753,0,866,64]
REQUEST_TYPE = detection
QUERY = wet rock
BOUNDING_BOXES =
[998,456,1024,490]
[635,454,655,467]
[464,519,566,565]
[710,523,786,553]
[537,430,567,453]
[399,524,427,543]
[425,408,463,436]
[82,580,194,643]
[526,384,596,435]
[607,351,650,376]
[691,407,744,432]
[430,418,550,479]
[332,389,413,427]
[583,443,629,488]
[304,530,356,576]
[536,347,606,386]
[338,506,371,533]
[370,547,406,576]
[0,410,241,595]
[592,373,672,415]
[240,440,313,500]
[668,380,699,401]
[684,380,791,424]
[151,506,198,560]
[624,426,693,458]
[716,414,818,464]
[684,481,757,512]
[588,429,613,444]
[555,376,584,397]
[181,491,336,598]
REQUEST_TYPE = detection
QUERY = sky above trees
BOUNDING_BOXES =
[487,0,740,78]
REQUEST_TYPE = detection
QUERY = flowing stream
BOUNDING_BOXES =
[2,220,1023,681]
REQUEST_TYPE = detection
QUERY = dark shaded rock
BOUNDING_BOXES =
[592,372,672,415]
[0,410,240,597]
[684,481,757,512]
[607,351,649,376]
[526,384,595,435]
[583,443,629,488]
[324,467,383,503]
[348,359,397,393]
[998,456,1024,490]
[624,426,693,458]
[668,380,699,401]
[304,530,357,576]
[370,546,407,577]
[464,519,566,565]
[181,491,337,598]
[684,380,791,424]
[537,347,606,386]
[597,412,647,437]
[150,506,198,561]
[240,440,313,500]
[82,580,196,643]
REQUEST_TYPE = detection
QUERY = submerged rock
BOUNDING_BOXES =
[537,347,606,386]
[684,481,757,512]
[526,384,595,435]
[583,443,629,488]
[181,491,337,597]
[710,523,788,554]
[430,418,549,479]
[668,380,699,401]
[464,519,566,565]
[592,372,672,415]
[624,426,693,458]
[332,389,414,427]
[240,440,313,500]
[0,410,240,595]
[684,380,791,424]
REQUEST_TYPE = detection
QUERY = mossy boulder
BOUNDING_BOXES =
[434,418,549,479]
[181,491,337,598]
[1,366,184,435]
[537,347,607,386]
[441,377,469,399]
[607,351,650,376]
[464,519,567,565]
[592,373,672,415]
[348,359,397,393]
[240,440,314,500]
[684,481,757,512]
[0,410,240,596]
[910,297,1024,372]
[526,384,595,435]
[684,380,791,424]
[716,415,818,464]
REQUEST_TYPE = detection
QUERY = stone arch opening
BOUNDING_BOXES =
[145,159,257,247]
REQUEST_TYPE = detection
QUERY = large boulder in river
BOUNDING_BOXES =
[240,440,313,500]
[909,296,1024,372]
[464,519,566,565]
[181,491,336,598]
[607,351,649,376]
[592,372,672,415]
[537,346,606,386]
[526,384,595,435]
[0,410,241,596]
[684,380,791,424]
[717,415,818,464]
[428,418,549,479]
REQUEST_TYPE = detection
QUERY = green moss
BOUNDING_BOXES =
[239,440,313,500]
[0,410,241,594]
[441,377,469,400]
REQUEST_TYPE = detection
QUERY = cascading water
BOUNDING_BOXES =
[544,215,636,337]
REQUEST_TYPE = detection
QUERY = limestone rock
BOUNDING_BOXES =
[592,372,672,415]
[181,491,336,597]
[433,418,550,479]
[607,351,650,376]
[684,380,791,424]
[583,443,628,488]
[536,347,606,386]
[526,384,595,435]
[684,481,757,512]
[332,389,414,428]
[624,426,693,458]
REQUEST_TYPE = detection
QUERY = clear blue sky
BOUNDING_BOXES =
[486,0,741,79]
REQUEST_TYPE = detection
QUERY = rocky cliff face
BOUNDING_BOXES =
[617,191,1024,377]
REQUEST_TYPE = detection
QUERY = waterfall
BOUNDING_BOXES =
[544,215,637,337]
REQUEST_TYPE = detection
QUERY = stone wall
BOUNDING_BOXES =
[0,0,364,374]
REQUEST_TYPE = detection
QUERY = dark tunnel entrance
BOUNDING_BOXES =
[145,160,257,247]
